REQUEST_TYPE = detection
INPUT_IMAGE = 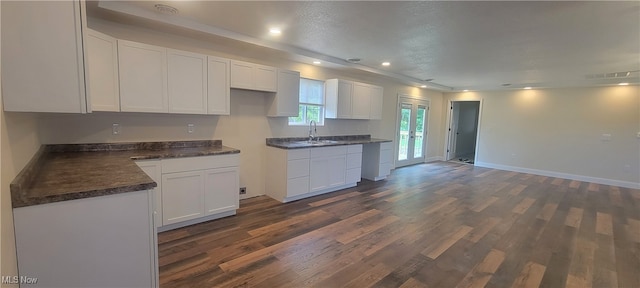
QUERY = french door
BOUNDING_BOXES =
[396,97,429,167]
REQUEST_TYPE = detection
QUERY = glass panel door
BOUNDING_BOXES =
[398,103,412,161]
[396,97,429,167]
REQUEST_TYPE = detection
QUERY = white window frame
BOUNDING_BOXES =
[288,78,325,126]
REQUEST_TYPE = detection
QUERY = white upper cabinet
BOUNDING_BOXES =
[118,40,168,113]
[167,49,208,114]
[2,1,88,113]
[325,79,354,119]
[325,79,383,120]
[369,85,384,120]
[267,69,300,117]
[86,29,120,112]
[254,64,278,92]
[207,56,231,115]
[230,60,277,92]
[352,82,371,119]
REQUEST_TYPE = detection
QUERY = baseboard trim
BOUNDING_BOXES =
[426,156,444,163]
[475,161,640,189]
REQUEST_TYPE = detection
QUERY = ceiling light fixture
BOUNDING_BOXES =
[463,90,469,92]
[154,4,179,15]
[269,28,282,35]
[524,87,532,90]
[313,61,321,65]
[381,62,390,66]
[618,82,629,86]
[420,85,427,88]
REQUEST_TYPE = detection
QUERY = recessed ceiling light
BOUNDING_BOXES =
[381,62,390,66]
[619,82,629,86]
[463,90,469,92]
[420,85,427,88]
[269,28,282,35]
[313,61,321,65]
[154,4,178,15]
[524,87,532,90]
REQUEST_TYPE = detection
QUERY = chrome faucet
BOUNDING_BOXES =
[308,120,317,142]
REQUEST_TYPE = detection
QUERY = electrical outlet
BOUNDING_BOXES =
[188,124,195,133]
[239,187,247,195]
[112,123,120,135]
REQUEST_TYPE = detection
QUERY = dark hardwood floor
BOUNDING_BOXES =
[158,161,640,287]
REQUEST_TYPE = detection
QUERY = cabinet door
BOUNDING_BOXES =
[162,171,204,225]
[118,40,168,113]
[369,85,383,120]
[268,69,300,117]
[327,155,347,188]
[204,167,239,216]
[309,157,330,193]
[167,49,207,114]
[310,154,347,192]
[207,56,230,115]
[86,29,120,112]
[2,1,87,113]
[337,80,354,119]
[254,64,278,92]
[352,83,371,119]
[230,60,254,90]
[136,160,162,228]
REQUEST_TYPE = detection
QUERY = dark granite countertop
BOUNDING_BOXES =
[11,140,240,208]
[266,135,392,149]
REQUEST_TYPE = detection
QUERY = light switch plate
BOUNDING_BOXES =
[601,134,612,141]
[188,124,195,133]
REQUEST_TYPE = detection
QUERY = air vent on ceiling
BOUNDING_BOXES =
[155,4,179,15]
[586,71,637,79]
[346,58,361,63]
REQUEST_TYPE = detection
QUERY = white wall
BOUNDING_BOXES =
[444,86,640,188]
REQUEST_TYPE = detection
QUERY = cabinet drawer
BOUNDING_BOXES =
[162,154,239,173]
[310,146,347,158]
[346,153,362,169]
[346,168,361,184]
[380,142,393,150]
[287,177,309,197]
[347,144,363,154]
[287,159,310,179]
[287,149,310,160]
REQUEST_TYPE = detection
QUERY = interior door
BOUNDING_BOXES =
[447,102,460,160]
[397,97,429,167]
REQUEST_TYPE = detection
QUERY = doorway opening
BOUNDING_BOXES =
[446,101,480,164]
[396,95,430,168]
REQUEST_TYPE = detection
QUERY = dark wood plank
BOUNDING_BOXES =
[156,162,638,288]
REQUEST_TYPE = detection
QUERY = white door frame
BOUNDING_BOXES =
[394,94,431,168]
[443,99,484,163]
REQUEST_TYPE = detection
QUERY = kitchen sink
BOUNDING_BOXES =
[291,140,341,146]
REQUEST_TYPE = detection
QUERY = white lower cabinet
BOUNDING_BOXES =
[204,167,239,215]
[346,145,363,183]
[137,154,239,231]
[13,191,158,288]
[266,145,361,203]
[162,170,206,225]
[362,142,393,181]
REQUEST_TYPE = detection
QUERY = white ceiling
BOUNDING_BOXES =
[90,1,640,91]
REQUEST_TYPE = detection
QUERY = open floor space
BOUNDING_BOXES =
[158,162,640,287]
